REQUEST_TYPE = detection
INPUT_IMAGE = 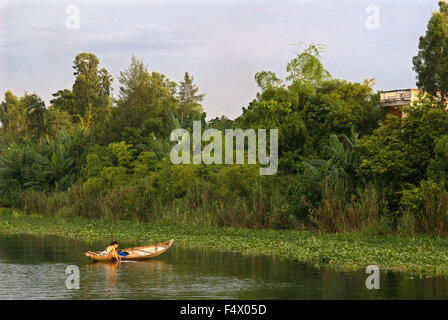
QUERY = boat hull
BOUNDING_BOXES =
[85,239,174,262]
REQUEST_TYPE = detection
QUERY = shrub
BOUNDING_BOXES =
[311,179,381,233]
[400,180,448,237]
[20,190,70,216]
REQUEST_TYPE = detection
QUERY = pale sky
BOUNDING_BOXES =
[0,0,440,119]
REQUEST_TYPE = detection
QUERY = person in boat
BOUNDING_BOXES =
[100,241,122,262]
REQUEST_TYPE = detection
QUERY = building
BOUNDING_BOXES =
[379,89,420,118]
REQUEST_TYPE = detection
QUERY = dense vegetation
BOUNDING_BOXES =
[1,3,448,237]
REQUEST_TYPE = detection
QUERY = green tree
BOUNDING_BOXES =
[279,113,309,154]
[0,91,47,138]
[117,56,177,111]
[355,97,448,189]
[50,89,76,116]
[22,93,47,138]
[103,56,178,143]
[278,113,309,173]
[0,143,35,190]
[107,141,136,170]
[413,1,448,102]
[72,53,113,124]
[427,135,448,186]
[301,79,381,151]
[0,90,25,136]
[355,116,413,186]
[287,44,331,85]
[238,85,297,129]
[44,108,75,138]
[177,72,205,115]
[28,138,75,191]
[255,71,283,91]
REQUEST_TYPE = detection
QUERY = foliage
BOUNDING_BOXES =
[427,135,448,186]
[72,53,113,124]
[0,91,48,138]
[413,1,448,103]
[400,180,448,237]
[255,71,283,91]
[286,43,331,84]
[177,72,205,114]
[0,32,447,238]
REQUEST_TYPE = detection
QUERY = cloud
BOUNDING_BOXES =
[0,0,440,119]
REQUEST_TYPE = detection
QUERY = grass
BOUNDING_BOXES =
[0,208,447,277]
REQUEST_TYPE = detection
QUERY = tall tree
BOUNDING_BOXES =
[50,89,76,115]
[0,91,46,138]
[255,71,283,91]
[413,1,448,103]
[101,56,178,143]
[117,56,176,112]
[22,93,46,138]
[0,90,23,135]
[286,44,331,85]
[177,72,205,115]
[72,53,113,124]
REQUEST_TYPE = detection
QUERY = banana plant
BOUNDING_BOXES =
[303,126,358,181]
[165,110,191,145]
[0,144,34,189]
[24,136,75,191]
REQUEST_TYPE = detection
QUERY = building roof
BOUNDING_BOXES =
[379,89,418,93]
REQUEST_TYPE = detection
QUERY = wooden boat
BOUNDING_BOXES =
[85,239,174,262]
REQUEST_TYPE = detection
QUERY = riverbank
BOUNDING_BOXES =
[0,208,447,277]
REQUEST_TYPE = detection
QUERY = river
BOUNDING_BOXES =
[0,233,446,299]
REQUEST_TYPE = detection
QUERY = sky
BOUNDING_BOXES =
[0,0,440,119]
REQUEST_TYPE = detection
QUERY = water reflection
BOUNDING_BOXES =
[0,233,447,299]
[86,260,170,290]
[87,262,120,289]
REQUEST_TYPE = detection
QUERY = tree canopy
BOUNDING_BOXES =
[413,1,448,102]
[0,36,447,236]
